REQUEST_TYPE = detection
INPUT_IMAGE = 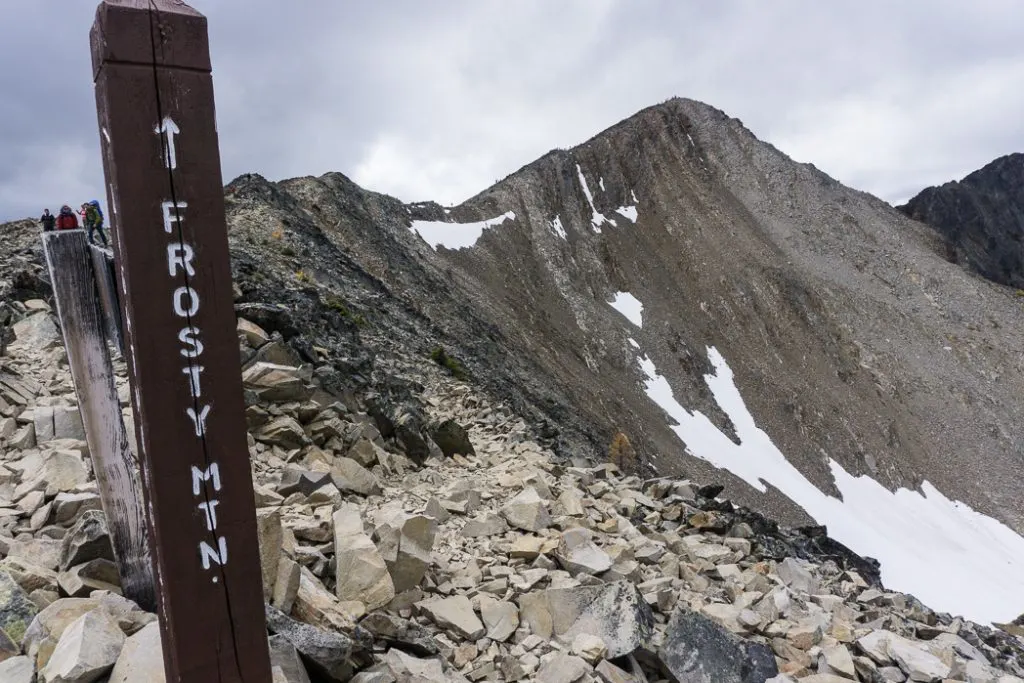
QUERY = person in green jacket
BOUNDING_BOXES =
[82,200,108,247]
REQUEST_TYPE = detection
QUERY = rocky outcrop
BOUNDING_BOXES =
[899,152,1024,289]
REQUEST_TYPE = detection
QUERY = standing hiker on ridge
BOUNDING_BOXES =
[82,199,108,246]
[55,205,79,230]
[39,208,55,232]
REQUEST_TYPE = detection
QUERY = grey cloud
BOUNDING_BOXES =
[1,1,1022,221]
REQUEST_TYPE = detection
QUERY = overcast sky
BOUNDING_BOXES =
[2,1,1023,222]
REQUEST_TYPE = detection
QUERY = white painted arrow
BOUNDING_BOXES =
[155,117,180,170]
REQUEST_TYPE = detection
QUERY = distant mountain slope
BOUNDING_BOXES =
[5,97,1024,622]
[219,99,1024,544]
[898,152,1024,288]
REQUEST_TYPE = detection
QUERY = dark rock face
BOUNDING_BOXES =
[899,152,1024,289]
[430,419,476,458]
[659,606,778,683]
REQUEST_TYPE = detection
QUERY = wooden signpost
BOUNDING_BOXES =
[90,1,272,680]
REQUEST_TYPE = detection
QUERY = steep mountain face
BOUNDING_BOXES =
[222,98,1024,542]
[5,98,1024,623]
[898,152,1024,289]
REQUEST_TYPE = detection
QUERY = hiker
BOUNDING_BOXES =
[55,205,79,230]
[39,209,55,232]
[83,200,108,246]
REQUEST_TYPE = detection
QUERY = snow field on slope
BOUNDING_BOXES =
[410,211,516,251]
[635,345,1024,625]
[608,292,644,328]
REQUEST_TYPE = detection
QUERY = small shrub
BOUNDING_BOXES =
[325,294,367,326]
[295,270,310,283]
[281,246,295,257]
[270,228,284,240]
[430,346,469,381]
[608,431,637,472]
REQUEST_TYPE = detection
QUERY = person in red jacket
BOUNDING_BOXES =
[55,205,79,230]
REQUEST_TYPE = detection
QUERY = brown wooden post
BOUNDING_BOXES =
[41,229,155,610]
[90,2,272,681]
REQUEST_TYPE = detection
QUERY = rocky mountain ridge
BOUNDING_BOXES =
[0,297,1022,682]
[898,153,1024,290]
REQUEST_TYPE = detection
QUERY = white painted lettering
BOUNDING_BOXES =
[177,327,204,358]
[191,463,222,495]
[155,117,180,170]
[198,500,220,531]
[199,537,228,569]
[167,243,196,277]
[182,365,204,398]
[161,200,187,234]
[173,286,199,317]
[186,404,212,437]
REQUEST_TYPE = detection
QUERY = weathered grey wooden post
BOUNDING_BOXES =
[41,229,155,610]
[90,1,272,680]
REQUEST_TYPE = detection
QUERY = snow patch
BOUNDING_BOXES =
[636,346,1024,625]
[608,292,643,328]
[576,164,616,233]
[628,337,640,349]
[410,211,516,251]
[615,205,638,223]
[550,215,567,240]
[599,176,606,192]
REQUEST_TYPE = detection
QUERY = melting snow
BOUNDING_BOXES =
[635,345,1024,625]
[410,211,516,251]
[576,164,616,233]
[550,215,567,240]
[608,292,643,328]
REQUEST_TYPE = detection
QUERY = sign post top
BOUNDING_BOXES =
[90,0,210,79]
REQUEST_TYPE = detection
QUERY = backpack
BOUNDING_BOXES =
[86,201,104,227]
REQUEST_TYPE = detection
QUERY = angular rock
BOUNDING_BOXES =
[417,595,485,640]
[500,487,551,532]
[59,511,114,572]
[536,654,591,683]
[555,528,612,576]
[518,581,652,658]
[12,313,60,349]
[0,570,38,647]
[374,513,436,593]
[334,506,394,611]
[481,600,519,642]
[294,567,363,632]
[659,605,778,683]
[277,469,331,497]
[238,318,271,348]
[358,612,439,656]
[461,514,508,538]
[257,417,309,450]
[57,559,120,598]
[571,633,608,664]
[346,439,381,468]
[265,604,356,683]
[776,557,819,596]
[243,362,309,402]
[269,634,312,683]
[273,557,301,613]
[9,538,64,572]
[369,648,469,683]
[0,655,34,683]
[256,508,284,600]
[40,608,125,683]
[331,457,383,497]
[108,622,164,683]
[430,419,475,458]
